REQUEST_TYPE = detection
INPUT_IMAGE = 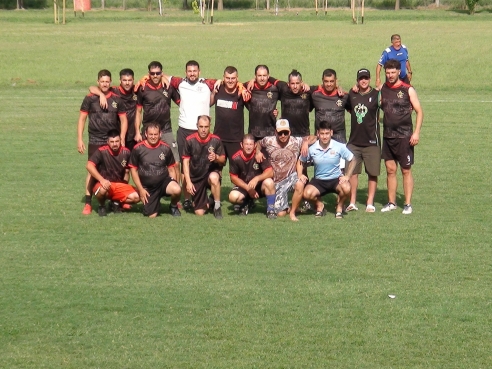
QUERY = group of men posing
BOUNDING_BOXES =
[77,34,423,220]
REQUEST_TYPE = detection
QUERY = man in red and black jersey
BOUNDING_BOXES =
[310,69,349,144]
[229,134,275,217]
[182,115,226,219]
[89,69,138,151]
[379,59,423,215]
[212,66,249,163]
[77,69,128,215]
[346,69,381,213]
[129,124,182,218]
[87,130,140,216]
[134,61,180,165]
[245,65,279,140]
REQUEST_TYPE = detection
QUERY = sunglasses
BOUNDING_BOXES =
[277,130,290,136]
[149,71,162,76]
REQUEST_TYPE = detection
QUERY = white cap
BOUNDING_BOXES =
[276,119,290,132]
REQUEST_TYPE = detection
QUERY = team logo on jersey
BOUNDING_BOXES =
[354,103,368,124]
[301,93,307,100]
[336,99,343,107]
[208,146,215,153]
[329,150,336,156]
[162,90,169,98]
[132,94,137,101]
[267,92,273,99]
[253,163,259,170]
[121,159,127,167]
[397,91,404,99]
[197,85,203,92]
[159,152,165,160]
[112,101,118,108]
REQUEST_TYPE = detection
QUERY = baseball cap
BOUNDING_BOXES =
[276,119,290,132]
[357,69,371,80]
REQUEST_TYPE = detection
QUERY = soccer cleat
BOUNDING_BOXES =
[365,204,376,213]
[239,204,249,216]
[111,201,122,214]
[345,203,358,212]
[82,204,92,215]
[314,208,327,217]
[170,205,181,217]
[381,203,397,212]
[299,200,312,213]
[402,204,413,215]
[233,204,241,213]
[266,210,277,219]
[214,206,223,219]
[183,199,193,211]
[98,205,107,217]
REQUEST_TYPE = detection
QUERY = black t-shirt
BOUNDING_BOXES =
[137,82,179,133]
[80,92,126,145]
[229,150,272,183]
[111,86,137,141]
[275,80,312,136]
[245,82,279,139]
[213,85,245,143]
[129,140,176,190]
[182,133,225,182]
[88,145,131,182]
[380,82,414,138]
[347,88,381,147]
[311,86,349,139]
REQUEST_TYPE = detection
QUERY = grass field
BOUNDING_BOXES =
[1,8,491,368]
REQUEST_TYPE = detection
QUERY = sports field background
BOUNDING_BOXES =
[0,8,491,368]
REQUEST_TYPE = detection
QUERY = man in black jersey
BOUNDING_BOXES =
[129,123,182,218]
[345,69,381,213]
[77,69,128,215]
[89,69,138,151]
[87,130,140,216]
[380,59,423,215]
[245,65,279,140]
[212,66,249,163]
[229,134,276,217]
[182,115,226,219]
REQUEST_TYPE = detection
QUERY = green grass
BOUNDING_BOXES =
[1,8,492,369]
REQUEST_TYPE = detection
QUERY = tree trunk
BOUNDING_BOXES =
[435,0,439,7]
[395,0,400,10]
[183,0,188,9]
[218,0,223,10]
[266,0,270,10]
[101,0,105,10]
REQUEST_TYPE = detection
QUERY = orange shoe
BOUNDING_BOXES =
[121,203,131,210]
[82,204,92,215]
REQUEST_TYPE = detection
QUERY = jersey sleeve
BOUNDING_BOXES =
[204,79,217,91]
[378,50,389,66]
[128,147,140,168]
[88,148,102,166]
[229,157,239,176]
[215,139,225,157]
[182,139,192,159]
[170,76,182,90]
[260,155,272,172]
[116,96,126,115]
[80,95,91,113]
[165,146,176,168]
[341,145,354,162]
[136,87,144,107]
[170,85,180,106]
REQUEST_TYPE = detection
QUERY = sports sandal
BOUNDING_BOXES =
[345,203,358,212]
[314,208,327,217]
[335,212,343,219]
[365,204,376,213]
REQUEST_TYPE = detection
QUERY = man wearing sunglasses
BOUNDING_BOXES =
[256,119,316,222]
[345,69,381,213]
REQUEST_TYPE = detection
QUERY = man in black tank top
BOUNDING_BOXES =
[380,59,423,215]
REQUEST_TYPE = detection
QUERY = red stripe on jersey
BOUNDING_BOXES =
[230,173,238,177]
[385,81,411,89]
[118,112,126,116]
[80,110,89,115]
[168,163,177,168]
[240,150,255,162]
[231,150,242,159]
[262,166,273,173]
[254,81,274,90]
[171,77,183,89]
[145,81,163,90]
[314,86,338,96]
[128,164,138,169]
[87,161,96,166]
[182,155,191,160]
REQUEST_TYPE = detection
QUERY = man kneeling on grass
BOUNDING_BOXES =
[86,130,140,216]
[229,134,276,217]
[300,121,356,219]
[129,123,182,218]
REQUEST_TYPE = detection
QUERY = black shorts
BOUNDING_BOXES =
[308,177,340,197]
[382,137,414,169]
[143,177,176,216]
[88,143,105,159]
[230,182,264,200]
[177,127,197,159]
[222,141,242,163]
[192,171,221,211]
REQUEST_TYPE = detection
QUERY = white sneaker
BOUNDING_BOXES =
[402,204,413,215]
[381,203,397,212]
[365,204,376,213]
[346,203,359,212]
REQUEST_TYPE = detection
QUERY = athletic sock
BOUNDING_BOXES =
[266,194,276,211]
[85,195,92,205]
[214,200,221,210]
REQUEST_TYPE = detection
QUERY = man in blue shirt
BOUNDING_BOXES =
[300,121,356,219]
[375,34,413,88]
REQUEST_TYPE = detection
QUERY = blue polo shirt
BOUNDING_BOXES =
[378,45,409,79]
[301,139,354,180]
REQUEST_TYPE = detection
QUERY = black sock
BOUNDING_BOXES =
[85,195,92,205]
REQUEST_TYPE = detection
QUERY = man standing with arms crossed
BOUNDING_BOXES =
[376,34,413,88]
[77,69,128,215]
[380,59,423,215]
[345,68,381,213]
